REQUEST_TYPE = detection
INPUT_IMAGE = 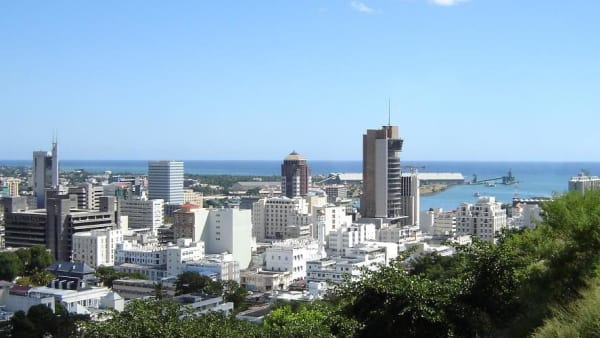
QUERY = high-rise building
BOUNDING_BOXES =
[360,126,404,220]
[148,161,184,204]
[68,183,104,210]
[32,141,59,208]
[400,172,420,226]
[281,151,311,198]
[119,199,164,232]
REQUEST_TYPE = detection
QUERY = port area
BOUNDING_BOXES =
[420,183,449,196]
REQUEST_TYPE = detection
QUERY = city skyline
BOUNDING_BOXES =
[2,1,599,161]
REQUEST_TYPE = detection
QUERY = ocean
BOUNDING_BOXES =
[1,159,598,212]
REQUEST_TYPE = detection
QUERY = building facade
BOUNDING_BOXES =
[72,229,124,268]
[456,196,507,241]
[568,172,600,194]
[360,126,404,220]
[148,161,184,204]
[32,141,59,208]
[119,199,164,232]
[281,151,311,198]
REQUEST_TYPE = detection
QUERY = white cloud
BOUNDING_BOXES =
[431,0,468,6]
[350,1,375,14]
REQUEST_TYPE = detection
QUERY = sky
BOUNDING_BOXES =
[1,0,599,161]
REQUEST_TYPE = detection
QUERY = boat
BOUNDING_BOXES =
[473,192,481,197]
[485,182,496,187]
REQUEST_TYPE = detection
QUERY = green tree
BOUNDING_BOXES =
[10,311,35,338]
[0,252,23,281]
[175,272,222,296]
[221,280,248,311]
[27,245,54,274]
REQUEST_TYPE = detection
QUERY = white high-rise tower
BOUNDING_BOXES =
[148,161,184,204]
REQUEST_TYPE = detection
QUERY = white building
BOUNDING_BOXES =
[509,203,542,229]
[265,239,323,282]
[306,246,389,285]
[174,206,254,269]
[252,197,311,241]
[433,210,457,237]
[119,199,164,232]
[327,223,376,254]
[456,196,507,241]
[377,225,421,243]
[312,204,352,240]
[114,238,204,280]
[148,160,184,204]
[182,253,240,282]
[568,172,600,194]
[72,228,123,268]
[28,286,124,314]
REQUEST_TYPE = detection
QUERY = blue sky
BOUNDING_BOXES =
[1,0,599,161]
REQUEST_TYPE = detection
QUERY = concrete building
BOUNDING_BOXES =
[148,161,184,204]
[114,238,204,280]
[327,223,376,254]
[46,195,117,261]
[174,293,233,317]
[28,285,124,314]
[306,250,387,284]
[173,205,253,269]
[324,185,347,203]
[32,141,59,208]
[568,172,600,194]
[400,172,420,226]
[265,239,323,282]
[182,253,240,282]
[2,197,47,248]
[119,199,164,232]
[376,225,421,244]
[112,278,177,300]
[68,183,104,210]
[252,197,310,241]
[72,229,124,268]
[183,188,203,207]
[240,270,292,292]
[4,178,21,197]
[360,126,404,221]
[0,282,56,316]
[281,151,311,198]
[456,196,507,241]
[312,205,352,241]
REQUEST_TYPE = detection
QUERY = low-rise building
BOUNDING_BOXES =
[240,270,292,292]
[174,293,233,316]
[112,278,177,300]
[265,239,323,282]
[456,196,507,242]
[182,253,240,282]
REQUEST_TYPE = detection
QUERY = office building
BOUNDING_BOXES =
[281,151,311,198]
[252,197,311,241]
[46,195,117,261]
[399,172,420,226]
[119,199,164,232]
[568,172,600,194]
[148,161,184,204]
[32,141,59,208]
[68,183,104,210]
[360,126,404,220]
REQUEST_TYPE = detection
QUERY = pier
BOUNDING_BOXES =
[470,169,517,185]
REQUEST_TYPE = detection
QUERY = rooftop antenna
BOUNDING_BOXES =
[388,98,391,126]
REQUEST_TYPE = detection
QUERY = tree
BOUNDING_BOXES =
[221,280,248,311]
[175,272,222,296]
[10,311,35,338]
[0,252,23,281]
[27,245,54,274]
